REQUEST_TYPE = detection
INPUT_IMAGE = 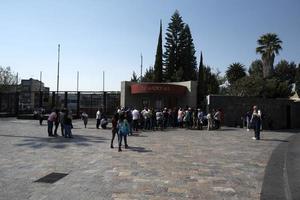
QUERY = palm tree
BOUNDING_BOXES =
[226,62,246,84]
[256,33,282,78]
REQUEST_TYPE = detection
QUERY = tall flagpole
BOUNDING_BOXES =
[102,70,105,92]
[39,71,43,108]
[140,53,143,82]
[77,71,79,92]
[40,71,42,92]
[56,44,60,106]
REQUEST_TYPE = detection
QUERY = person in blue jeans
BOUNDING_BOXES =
[117,114,129,152]
[63,110,73,138]
[47,109,58,137]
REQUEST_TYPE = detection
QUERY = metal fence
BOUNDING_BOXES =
[0,91,120,117]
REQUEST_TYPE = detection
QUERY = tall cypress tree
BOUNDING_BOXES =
[179,24,197,81]
[154,20,163,82]
[163,10,184,82]
[197,52,204,107]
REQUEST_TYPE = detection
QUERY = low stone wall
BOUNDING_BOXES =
[208,95,299,130]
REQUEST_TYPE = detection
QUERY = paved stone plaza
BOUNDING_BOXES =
[0,118,296,200]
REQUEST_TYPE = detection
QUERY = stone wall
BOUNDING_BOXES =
[208,95,300,130]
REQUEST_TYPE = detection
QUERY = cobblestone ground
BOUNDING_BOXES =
[0,118,294,200]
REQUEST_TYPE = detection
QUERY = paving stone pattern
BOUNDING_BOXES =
[0,118,294,200]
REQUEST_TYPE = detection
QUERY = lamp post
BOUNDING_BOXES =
[77,71,79,92]
[102,70,106,113]
[39,71,43,108]
[56,44,60,107]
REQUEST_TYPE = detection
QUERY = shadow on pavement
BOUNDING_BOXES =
[127,146,152,153]
[260,138,289,142]
[0,134,109,149]
[129,134,148,137]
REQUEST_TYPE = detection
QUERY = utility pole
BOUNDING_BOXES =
[56,44,60,106]
[77,71,79,92]
[39,71,43,108]
[39,71,42,92]
[140,53,143,82]
[102,70,105,92]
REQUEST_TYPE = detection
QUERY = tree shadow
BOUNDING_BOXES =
[127,146,152,153]
[0,134,109,149]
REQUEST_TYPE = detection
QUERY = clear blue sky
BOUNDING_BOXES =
[1,0,300,91]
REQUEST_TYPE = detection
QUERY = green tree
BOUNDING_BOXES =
[163,10,185,81]
[203,66,219,95]
[225,62,246,84]
[178,24,197,81]
[0,66,18,91]
[274,60,296,83]
[263,78,291,98]
[142,67,155,82]
[295,64,300,94]
[130,71,138,82]
[229,76,264,97]
[197,52,204,106]
[256,33,282,78]
[153,20,163,82]
[249,60,263,77]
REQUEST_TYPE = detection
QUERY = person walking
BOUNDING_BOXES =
[111,112,119,148]
[47,109,58,137]
[214,109,221,129]
[81,111,88,128]
[53,110,61,136]
[64,109,73,138]
[38,107,45,125]
[96,109,101,129]
[132,108,139,132]
[207,111,213,131]
[251,105,262,140]
[59,109,65,136]
[117,114,129,152]
[245,110,251,131]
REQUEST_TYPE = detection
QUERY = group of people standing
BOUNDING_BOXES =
[111,106,223,133]
[46,108,73,138]
[96,109,108,129]
[108,106,223,152]
[41,104,262,154]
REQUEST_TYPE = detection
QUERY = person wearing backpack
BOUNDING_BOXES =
[117,113,129,152]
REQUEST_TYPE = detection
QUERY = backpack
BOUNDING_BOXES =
[118,121,129,136]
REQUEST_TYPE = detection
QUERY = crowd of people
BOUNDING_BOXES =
[41,108,74,138]
[113,107,223,132]
[38,104,262,152]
